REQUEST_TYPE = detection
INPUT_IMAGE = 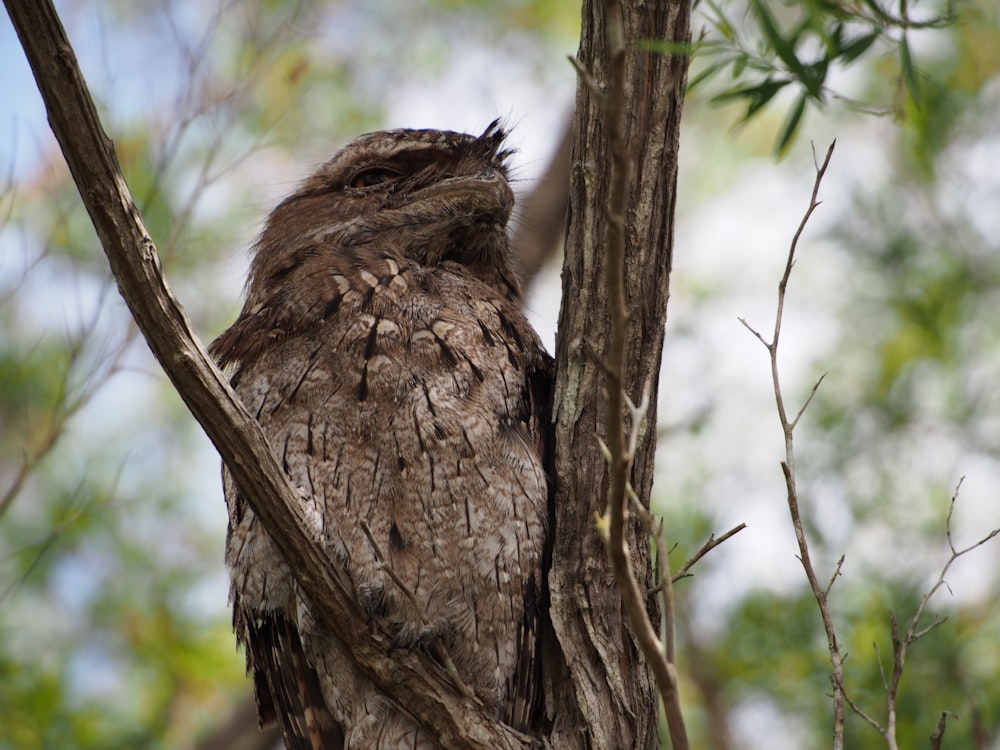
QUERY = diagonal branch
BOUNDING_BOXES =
[3,1,528,747]
[671,524,747,583]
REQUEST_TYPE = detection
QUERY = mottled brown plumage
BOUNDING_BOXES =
[211,122,551,749]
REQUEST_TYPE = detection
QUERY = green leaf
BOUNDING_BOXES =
[828,21,845,51]
[641,38,700,57]
[857,0,896,25]
[802,58,829,101]
[751,0,809,81]
[687,59,731,93]
[775,92,808,156]
[900,34,923,109]
[732,51,748,80]
[838,30,880,63]
[712,78,788,104]
[711,77,794,125]
[703,0,735,41]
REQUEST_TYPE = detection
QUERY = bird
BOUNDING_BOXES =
[210,120,552,749]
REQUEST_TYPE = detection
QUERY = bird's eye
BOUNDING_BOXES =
[350,169,397,189]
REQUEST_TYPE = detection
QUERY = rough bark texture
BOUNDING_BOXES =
[546,2,689,749]
[4,1,530,748]
[7,0,690,746]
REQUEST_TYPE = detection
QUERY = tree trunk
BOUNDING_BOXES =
[546,2,689,748]
[6,0,691,745]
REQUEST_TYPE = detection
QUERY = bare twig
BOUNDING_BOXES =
[671,524,747,583]
[631,497,746,665]
[743,140,846,748]
[812,480,997,749]
[790,372,828,431]
[567,55,604,99]
[628,491,678,663]
[0,299,134,519]
[929,711,956,750]
[842,688,884,735]
[592,0,689,745]
[873,640,890,693]
[630,496,746,664]
[824,555,846,598]
[873,479,1000,749]
[746,138,1000,749]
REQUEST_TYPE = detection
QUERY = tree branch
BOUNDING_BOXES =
[596,0,688,746]
[548,0,690,745]
[743,141,846,749]
[512,118,572,286]
[3,1,529,747]
[876,478,1000,749]
[671,524,747,583]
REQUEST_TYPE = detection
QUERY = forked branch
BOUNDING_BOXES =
[740,141,847,749]
[838,480,999,748]
[743,144,1000,749]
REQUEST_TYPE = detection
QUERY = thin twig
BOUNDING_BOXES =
[844,478,1000,747]
[671,524,747,583]
[929,711,956,750]
[629,491,678,663]
[0,300,134,519]
[873,639,889,693]
[842,688,885,735]
[746,141,1000,750]
[744,140,845,748]
[589,0,689,745]
[567,55,604,99]
[625,384,651,463]
[824,555,845,598]
[872,478,1000,748]
[911,616,949,642]
[790,372,828,431]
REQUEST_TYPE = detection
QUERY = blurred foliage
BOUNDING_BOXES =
[429,0,580,38]
[662,1,1000,747]
[2,0,999,748]
[660,0,956,155]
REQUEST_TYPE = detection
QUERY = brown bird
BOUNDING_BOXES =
[211,121,552,749]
